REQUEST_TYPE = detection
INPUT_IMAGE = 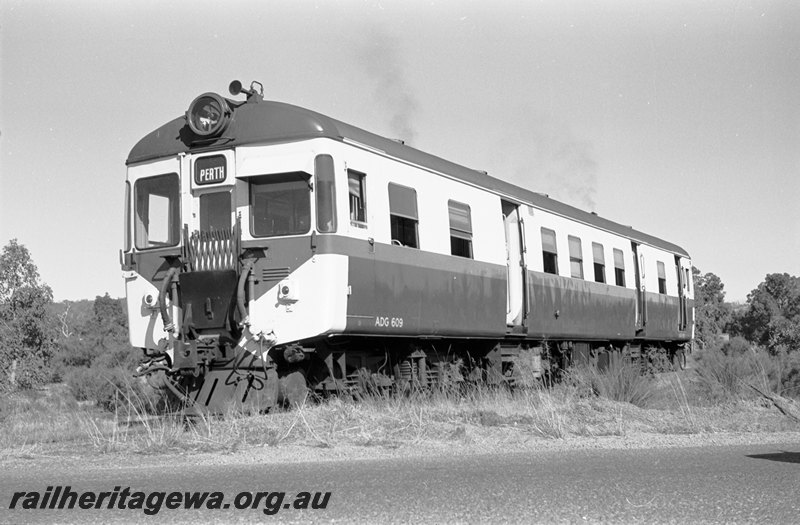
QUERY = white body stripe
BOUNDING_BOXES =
[248,254,349,345]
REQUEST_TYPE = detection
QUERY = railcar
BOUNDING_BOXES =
[123,81,694,413]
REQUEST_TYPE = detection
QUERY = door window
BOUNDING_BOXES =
[199,191,231,232]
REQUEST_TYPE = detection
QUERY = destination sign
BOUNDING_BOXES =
[194,155,227,185]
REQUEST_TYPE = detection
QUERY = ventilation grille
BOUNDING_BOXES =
[261,267,290,282]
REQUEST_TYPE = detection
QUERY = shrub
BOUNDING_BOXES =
[642,346,673,375]
[566,357,654,408]
[64,365,166,413]
[0,354,51,390]
[769,347,800,399]
[720,336,752,356]
[692,343,781,401]
[0,393,10,424]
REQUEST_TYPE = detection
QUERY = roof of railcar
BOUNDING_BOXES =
[127,98,690,258]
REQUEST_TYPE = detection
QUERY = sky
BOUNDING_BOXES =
[1,0,798,304]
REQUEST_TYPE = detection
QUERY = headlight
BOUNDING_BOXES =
[186,93,232,137]
[143,293,159,309]
[277,279,299,302]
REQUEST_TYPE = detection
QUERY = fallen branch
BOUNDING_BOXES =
[747,383,800,424]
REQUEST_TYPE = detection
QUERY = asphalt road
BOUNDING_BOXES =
[2,443,799,524]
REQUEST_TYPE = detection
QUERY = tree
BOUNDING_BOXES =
[736,273,800,352]
[54,294,131,371]
[0,240,43,303]
[692,267,731,347]
[86,293,131,369]
[53,294,140,411]
[0,239,55,388]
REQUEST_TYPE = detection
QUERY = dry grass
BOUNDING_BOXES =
[0,385,107,451]
[3,351,800,458]
[566,361,654,408]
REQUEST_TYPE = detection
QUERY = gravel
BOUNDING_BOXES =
[4,428,800,473]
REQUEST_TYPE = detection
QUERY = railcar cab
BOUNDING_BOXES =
[122,82,352,408]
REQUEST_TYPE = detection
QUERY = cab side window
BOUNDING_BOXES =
[315,155,337,233]
[348,169,367,227]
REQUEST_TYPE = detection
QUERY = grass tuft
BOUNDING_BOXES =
[566,358,654,408]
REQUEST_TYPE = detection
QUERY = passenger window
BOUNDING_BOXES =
[134,173,180,249]
[592,242,605,283]
[448,200,473,259]
[613,248,626,287]
[348,169,367,227]
[657,261,667,294]
[388,183,419,248]
[541,228,558,275]
[568,235,584,279]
